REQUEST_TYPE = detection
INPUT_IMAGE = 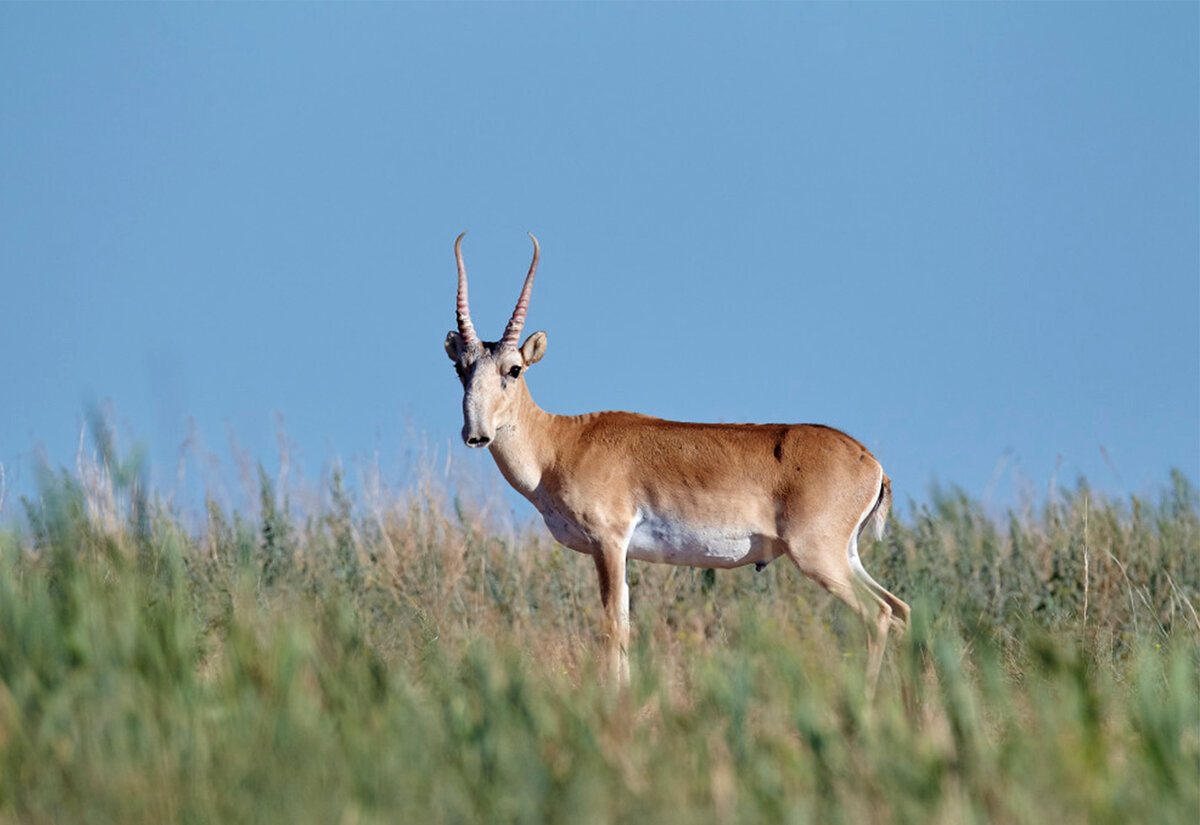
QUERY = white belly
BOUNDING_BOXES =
[625,510,777,569]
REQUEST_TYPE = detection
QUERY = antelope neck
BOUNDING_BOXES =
[487,382,562,499]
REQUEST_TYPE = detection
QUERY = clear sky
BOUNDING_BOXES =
[1,2,1196,518]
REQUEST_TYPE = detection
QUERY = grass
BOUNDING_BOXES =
[0,424,1197,824]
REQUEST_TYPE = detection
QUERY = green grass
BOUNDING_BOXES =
[0,431,1197,824]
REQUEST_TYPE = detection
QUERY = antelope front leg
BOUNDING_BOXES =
[592,545,631,686]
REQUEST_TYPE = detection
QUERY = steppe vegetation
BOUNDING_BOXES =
[0,420,1197,824]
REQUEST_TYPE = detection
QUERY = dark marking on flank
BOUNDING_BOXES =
[772,429,786,462]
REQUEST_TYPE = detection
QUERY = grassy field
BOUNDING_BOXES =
[0,427,1197,824]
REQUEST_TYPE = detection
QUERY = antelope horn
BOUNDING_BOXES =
[454,232,480,350]
[500,233,540,349]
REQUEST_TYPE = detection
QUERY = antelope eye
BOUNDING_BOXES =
[508,365,522,379]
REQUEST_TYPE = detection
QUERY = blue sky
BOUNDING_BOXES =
[1,3,1196,518]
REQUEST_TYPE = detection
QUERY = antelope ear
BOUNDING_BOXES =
[444,331,463,361]
[520,331,547,366]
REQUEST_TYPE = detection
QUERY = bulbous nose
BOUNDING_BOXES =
[462,423,492,448]
[461,385,493,447]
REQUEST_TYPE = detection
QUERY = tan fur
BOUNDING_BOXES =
[445,240,910,696]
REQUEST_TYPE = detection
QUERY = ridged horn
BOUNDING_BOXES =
[500,233,540,349]
[454,232,480,350]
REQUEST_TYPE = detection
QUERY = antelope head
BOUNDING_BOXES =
[444,232,548,448]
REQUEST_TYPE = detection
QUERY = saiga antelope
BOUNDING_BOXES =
[443,233,910,695]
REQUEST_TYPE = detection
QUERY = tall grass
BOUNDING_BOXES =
[0,424,1196,824]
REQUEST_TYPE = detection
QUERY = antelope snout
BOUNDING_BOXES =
[463,430,491,448]
[461,387,494,448]
[462,421,493,448]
